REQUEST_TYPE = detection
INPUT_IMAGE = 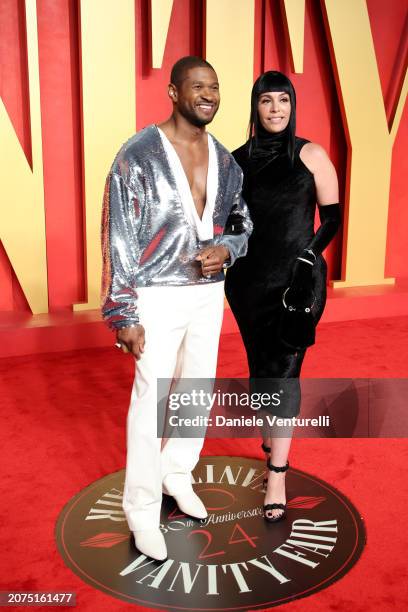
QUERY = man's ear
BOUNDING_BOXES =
[168,84,177,102]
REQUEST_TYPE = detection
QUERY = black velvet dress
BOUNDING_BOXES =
[225,136,327,417]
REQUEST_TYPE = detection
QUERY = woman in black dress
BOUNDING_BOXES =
[225,71,341,522]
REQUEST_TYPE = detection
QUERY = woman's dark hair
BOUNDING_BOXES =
[248,71,296,161]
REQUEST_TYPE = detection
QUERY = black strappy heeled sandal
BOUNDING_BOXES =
[263,460,289,523]
[261,442,271,488]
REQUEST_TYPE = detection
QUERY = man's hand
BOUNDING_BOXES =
[116,324,145,360]
[195,245,230,277]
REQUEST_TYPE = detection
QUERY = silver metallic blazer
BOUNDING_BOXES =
[101,124,253,330]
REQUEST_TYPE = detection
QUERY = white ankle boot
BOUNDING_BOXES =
[163,484,208,519]
[171,488,208,520]
[132,529,167,561]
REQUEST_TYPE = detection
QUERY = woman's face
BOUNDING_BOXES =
[257,90,291,133]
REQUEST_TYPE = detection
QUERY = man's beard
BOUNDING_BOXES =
[179,105,215,127]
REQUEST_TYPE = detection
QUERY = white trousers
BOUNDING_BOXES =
[122,282,225,531]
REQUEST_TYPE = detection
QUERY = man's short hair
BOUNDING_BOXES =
[170,56,215,87]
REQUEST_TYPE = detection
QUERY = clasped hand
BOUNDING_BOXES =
[195,245,230,276]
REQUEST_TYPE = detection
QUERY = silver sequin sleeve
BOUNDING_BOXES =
[216,174,252,267]
[101,172,142,330]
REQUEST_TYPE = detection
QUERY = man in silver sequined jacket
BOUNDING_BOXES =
[101,56,252,561]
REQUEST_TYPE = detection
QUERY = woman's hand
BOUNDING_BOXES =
[285,258,314,308]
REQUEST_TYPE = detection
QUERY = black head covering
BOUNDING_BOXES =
[248,71,297,165]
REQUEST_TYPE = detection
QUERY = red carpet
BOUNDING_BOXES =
[1,315,408,610]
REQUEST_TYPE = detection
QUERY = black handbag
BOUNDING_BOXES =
[278,287,316,351]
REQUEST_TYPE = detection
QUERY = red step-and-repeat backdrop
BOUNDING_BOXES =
[0,0,407,315]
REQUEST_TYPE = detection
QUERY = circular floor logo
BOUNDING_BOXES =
[56,456,365,610]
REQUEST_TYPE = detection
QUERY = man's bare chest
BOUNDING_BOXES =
[173,144,209,217]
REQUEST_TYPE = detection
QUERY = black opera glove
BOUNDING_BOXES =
[285,256,315,308]
[224,211,246,235]
[285,203,341,308]
[308,203,341,254]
